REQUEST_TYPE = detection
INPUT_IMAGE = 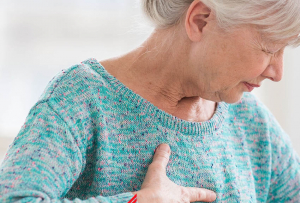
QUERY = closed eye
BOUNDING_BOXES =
[262,49,275,55]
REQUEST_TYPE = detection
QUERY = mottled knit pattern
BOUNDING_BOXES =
[0,58,299,203]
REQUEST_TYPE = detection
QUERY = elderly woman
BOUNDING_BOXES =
[1,0,300,202]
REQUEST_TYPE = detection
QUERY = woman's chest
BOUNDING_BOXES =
[76,135,265,202]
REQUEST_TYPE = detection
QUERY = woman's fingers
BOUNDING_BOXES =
[140,143,217,203]
[151,143,171,170]
[185,187,217,202]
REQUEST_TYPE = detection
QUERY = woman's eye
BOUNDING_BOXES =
[263,49,275,55]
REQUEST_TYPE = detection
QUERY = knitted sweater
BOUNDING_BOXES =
[0,58,299,203]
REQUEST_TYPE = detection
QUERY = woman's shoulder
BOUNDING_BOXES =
[227,92,286,139]
[229,92,271,120]
[229,92,292,148]
[38,58,109,102]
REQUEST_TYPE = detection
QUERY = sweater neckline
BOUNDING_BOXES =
[83,58,229,135]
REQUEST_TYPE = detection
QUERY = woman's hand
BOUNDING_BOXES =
[132,143,216,203]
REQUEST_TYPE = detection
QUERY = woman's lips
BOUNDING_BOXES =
[244,82,260,92]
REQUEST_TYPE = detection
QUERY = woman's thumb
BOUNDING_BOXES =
[152,144,171,169]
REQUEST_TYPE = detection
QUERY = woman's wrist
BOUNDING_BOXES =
[131,190,146,203]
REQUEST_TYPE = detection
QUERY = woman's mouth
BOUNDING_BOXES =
[243,82,260,92]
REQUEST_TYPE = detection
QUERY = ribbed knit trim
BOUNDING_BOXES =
[82,58,229,135]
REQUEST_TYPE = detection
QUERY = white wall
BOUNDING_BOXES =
[0,1,299,158]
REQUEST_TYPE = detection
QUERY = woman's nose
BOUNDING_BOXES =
[261,53,284,82]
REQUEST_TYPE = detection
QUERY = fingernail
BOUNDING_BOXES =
[209,192,216,200]
[158,144,170,153]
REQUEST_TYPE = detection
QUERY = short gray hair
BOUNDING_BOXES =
[142,0,300,47]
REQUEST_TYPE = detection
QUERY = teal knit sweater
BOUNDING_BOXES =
[0,58,299,202]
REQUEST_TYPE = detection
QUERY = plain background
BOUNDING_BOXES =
[0,0,300,163]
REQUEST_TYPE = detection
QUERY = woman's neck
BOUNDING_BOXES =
[100,29,217,122]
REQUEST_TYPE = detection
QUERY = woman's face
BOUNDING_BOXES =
[190,25,287,103]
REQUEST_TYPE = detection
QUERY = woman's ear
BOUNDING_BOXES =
[185,1,212,42]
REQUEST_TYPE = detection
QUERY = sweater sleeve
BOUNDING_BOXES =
[0,101,135,203]
[266,113,300,202]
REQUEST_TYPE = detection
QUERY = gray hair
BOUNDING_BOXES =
[142,0,300,47]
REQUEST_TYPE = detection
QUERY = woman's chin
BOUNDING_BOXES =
[221,93,245,104]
